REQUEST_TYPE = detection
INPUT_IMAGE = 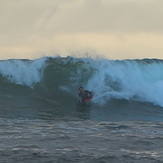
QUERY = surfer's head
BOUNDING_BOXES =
[79,87,84,92]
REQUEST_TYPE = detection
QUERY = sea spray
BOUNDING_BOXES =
[85,59,163,106]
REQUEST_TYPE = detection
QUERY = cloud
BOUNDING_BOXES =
[33,0,163,34]
[0,0,163,59]
[1,0,163,37]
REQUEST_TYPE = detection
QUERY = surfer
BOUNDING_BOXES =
[78,87,93,103]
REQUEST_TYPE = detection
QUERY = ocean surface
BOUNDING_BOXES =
[0,56,163,163]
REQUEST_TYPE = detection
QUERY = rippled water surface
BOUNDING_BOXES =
[1,119,163,163]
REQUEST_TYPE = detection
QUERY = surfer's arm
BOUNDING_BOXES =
[78,93,83,102]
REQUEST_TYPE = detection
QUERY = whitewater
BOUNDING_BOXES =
[0,56,163,162]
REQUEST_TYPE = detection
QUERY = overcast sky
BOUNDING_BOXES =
[0,0,163,60]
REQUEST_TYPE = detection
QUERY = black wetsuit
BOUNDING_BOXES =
[79,90,92,103]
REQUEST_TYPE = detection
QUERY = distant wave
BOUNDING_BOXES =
[0,56,163,107]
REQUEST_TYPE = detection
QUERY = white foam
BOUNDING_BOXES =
[86,59,163,107]
[0,58,47,87]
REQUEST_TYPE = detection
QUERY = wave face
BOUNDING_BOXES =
[0,57,163,106]
[0,57,163,120]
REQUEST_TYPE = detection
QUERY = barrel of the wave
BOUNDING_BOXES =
[78,87,93,106]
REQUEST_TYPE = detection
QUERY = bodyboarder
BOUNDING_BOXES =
[78,87,93,103]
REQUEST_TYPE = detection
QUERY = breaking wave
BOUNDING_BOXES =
[0,56,163,108]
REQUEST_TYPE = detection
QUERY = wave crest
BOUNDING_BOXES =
[0,57,163,107]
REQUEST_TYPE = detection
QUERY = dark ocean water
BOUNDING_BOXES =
[0,57,163,162]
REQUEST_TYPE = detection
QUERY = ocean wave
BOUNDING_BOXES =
[0,56,163,107]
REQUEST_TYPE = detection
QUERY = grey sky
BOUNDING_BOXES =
[0,0,163,59]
